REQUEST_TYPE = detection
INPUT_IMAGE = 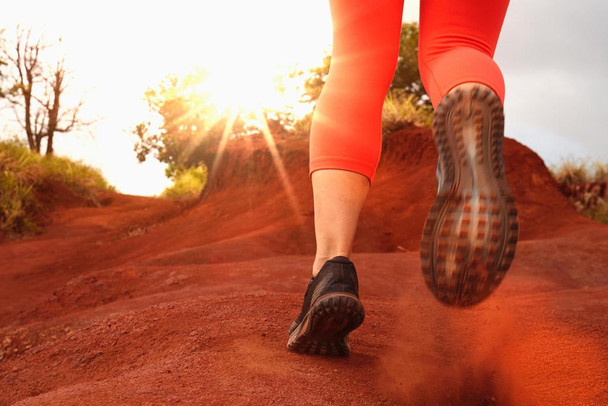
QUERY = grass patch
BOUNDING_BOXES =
[582,206,608,224]
[0,139,114,237]
[550,157,608,224]
[382,89,433,133]
[550,158,608,184]
[161,166,207,200]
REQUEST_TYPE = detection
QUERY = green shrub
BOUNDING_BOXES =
[382,89,433,133]
[550,158,591,185]
[550,157,608,225]
[41,154,111,190]
[591,160,608,183]
[584,206,608,224]
[0,139,114,237]
[161,166,207,200]
[550,158,608,185]
[0,171,39,234]
[291,112,313,138]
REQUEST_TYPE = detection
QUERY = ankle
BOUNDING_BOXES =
[312,257,329,277]
[312,253,351,277]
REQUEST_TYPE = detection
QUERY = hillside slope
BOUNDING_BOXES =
[0,129,607,405]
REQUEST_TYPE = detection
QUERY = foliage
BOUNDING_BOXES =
[0,139,113,237]
[572,187,608,224]
[590,160,608,183]
[0,168,39,235]
[550,158,608,185]
[298,23,428,107]
[161,165,207,200]
[391,22,429,106]
[42,154,112,193]
[550,158,589,185]
[299,54,331,104]
[0,28,6,98]
[134,22,430,179]
[382,89,433,132]
[291,112,313,138]
[2,27,85,155]
[584,206,608,224]
[287,89,432,140]
[134,69,250,178]
[550,158,608,225]
[291,22,430,136]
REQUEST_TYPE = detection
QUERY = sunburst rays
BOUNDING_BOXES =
[199,105,302,222]
[168,64,310,222]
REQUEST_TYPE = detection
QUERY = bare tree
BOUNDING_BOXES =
[0,29,6,99]
[3,27,86,155]
[36,58,83,155]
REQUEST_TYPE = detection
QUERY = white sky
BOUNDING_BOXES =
[1,0,605,196]
[495,0,608,168]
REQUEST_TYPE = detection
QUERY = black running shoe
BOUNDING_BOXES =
[420,85,519,306]
[287,256,365,356]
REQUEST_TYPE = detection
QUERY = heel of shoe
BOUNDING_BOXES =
[287,293,364,356]
[421,85,519,306]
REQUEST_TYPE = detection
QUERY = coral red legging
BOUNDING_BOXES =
[309,0,510,182]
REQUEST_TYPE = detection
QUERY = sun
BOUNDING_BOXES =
[179,13,326,220]
[191,58,305,221]
[188,49,316,135]
[174,1,333,125]
[203,60,284,116]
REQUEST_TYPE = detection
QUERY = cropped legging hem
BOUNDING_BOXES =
[310,156,377,183]
[308,0,509,184]
[419,48,506,109]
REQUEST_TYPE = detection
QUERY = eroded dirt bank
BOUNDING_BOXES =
[1,129,607,405]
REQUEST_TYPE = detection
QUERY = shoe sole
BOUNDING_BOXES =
[287,293,365,356]
[420,86,519,306]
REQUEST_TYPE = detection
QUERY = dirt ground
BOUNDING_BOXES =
[1,128,607,405]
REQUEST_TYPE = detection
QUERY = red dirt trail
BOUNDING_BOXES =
[1,128,607,405]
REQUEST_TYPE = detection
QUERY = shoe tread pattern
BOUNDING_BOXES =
[420,86,519,306]
[287,293,364,356]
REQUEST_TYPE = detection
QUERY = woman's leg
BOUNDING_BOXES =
[418,0,518,306]
[309,0,404,276]
[418,0,510,108]
[311,170,370,276]
[288,0,404,356]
